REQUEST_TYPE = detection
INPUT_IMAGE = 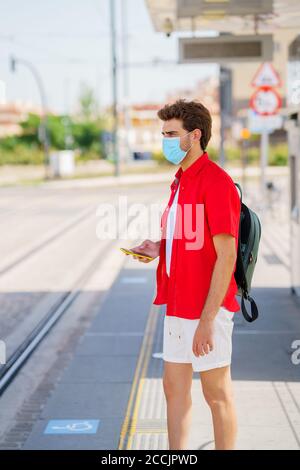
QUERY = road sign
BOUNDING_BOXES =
[251,62,282,87]
[250,87,282,116]
[247,109,283,134]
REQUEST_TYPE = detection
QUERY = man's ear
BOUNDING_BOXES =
[194,128,202,142]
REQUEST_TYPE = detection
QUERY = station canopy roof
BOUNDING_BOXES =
[145,0,300,34]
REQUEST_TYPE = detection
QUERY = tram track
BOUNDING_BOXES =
[0,236,114,395]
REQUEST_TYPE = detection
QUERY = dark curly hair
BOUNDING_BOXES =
[157,99,212,151]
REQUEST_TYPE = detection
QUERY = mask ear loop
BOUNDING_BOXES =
[180,130,195,155]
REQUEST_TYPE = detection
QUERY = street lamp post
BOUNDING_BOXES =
[10,56,50,179]
[110,0,119,177]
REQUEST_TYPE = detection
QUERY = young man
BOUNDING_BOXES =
[130,99,241,450]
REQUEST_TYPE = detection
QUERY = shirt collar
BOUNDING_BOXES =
[171,151,209,189]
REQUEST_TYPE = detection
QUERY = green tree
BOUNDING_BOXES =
[78,82,99,121]
[0,82,110,164]
[72,120,103,154]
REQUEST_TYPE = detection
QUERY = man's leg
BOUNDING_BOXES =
[200,365,237,450]
[162,361,193,450]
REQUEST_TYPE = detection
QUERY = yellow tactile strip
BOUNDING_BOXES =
[118,304,168,450]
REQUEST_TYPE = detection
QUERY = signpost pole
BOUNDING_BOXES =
[240,127,250,197]
[260,127,269,203]
[241,138,247,195]
[249,62,282,209]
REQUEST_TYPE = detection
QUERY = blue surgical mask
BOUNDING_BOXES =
[162,131,194,165]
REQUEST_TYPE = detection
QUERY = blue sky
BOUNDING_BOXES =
[0,0,217,114]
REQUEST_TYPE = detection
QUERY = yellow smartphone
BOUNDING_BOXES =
[120,247,154,261]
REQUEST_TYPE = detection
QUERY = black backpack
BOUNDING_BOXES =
[234,183,262,322]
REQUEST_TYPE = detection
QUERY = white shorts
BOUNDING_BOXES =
[162,307,235,372]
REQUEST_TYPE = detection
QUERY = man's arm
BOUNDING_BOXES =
[192,233,236,356]
[200,233,236,322]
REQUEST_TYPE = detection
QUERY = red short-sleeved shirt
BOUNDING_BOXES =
[153,151,241,320]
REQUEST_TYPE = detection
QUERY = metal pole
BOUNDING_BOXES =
[219,66,225,168]
[121,0,131,163]
[241,138,247,195]
[220,107,225,168]
[219,65,232,169]
[260,127,269,206]
[10,56,50,179]
[110,0,119,177]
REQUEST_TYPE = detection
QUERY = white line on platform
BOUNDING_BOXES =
[234,330,299,334]
[85,332,144,336]
[121,277,148,283]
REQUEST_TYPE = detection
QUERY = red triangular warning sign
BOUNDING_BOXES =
[251,63,281,88]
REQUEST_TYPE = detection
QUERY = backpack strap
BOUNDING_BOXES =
[241,292,259,323]
[234,182,243,203]
[235,183,249,293]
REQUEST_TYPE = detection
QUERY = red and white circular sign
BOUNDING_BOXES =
[250,87,281,116]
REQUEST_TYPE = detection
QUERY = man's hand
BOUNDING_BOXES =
[129,239,160,263]
[192,317,215,357]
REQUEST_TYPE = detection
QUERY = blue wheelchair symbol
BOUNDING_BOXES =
[44,420,100,434]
